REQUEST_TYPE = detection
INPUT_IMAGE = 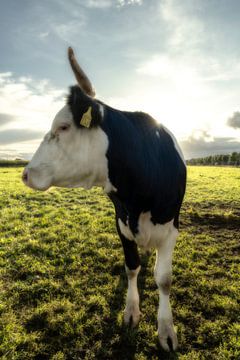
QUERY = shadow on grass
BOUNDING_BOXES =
[189,212,240,229]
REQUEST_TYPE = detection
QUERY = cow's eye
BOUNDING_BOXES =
[59,124,70,132]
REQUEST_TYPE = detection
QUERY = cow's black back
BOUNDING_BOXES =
[100,106,186,233]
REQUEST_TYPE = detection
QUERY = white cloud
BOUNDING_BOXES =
[52,17,86,42]
[39,31,49,39]
[0,72,12,84]
[81,0,143,8]
[52,0,143,14]
[160,0,205,51]
[136,54,205,98]
[181,130,240,159]
[0,73,65,158]
[0,113,15,127]
[85,0,113,8]
[117,0,143,6]
[138,0,240,83]
[0,73,64,126]
[0,129,44,145]
[129,0,240,145]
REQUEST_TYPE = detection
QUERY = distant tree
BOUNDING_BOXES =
[230,152,238,165]
[186,152,240,166]
[0,159,28,167]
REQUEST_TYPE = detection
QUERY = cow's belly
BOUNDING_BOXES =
[118,212,175,250]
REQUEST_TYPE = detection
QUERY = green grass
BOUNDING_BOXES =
[0,166,239,359]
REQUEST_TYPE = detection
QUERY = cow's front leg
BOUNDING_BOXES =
[154,227,178,351]
[116,218,141,327]
[124,263,141,326]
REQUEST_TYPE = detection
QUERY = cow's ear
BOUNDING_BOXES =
[67,85,102,128]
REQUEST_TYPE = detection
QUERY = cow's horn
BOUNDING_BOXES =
[68,47,95,97]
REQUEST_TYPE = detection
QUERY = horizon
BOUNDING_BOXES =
[0,0,240,160]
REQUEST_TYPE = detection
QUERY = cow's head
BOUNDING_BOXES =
[22,48,109,191]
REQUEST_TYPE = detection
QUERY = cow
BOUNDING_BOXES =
[22,47,186,352]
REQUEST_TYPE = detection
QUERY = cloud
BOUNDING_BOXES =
[52,18,86,43]
[160,0,205,51]
[117,0,142,6]
[136,54,204,94]
[0,129,44,145]
[0,72,12,82]
[39,31,49,39]
[227,112,240,129]
[0,113,16,127]
[0,72,64,158]
[137,1,240,83]
[0,72,64,130]
[0,149,33,160]
[85,0,113,8]
[132,0,240,146]
[180,130,240,159]
[84,0,142,8]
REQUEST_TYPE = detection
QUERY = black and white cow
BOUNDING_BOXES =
[23,48,186,351]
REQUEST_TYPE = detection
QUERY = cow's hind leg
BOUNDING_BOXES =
[154,225,178,351]
[116,220,141,327]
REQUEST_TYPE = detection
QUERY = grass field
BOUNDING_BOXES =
[0,166,239,359]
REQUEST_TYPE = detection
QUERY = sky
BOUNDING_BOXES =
[0,0,240,160]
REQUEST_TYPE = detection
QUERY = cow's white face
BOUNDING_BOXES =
[23,105,109,191]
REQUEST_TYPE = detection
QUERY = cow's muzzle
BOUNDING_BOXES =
[22,167,51,191]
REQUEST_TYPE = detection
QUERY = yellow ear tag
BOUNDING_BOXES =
[80,106,92,128]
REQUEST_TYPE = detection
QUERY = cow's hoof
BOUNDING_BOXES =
[124,305,141,327]
[158,319,178,352]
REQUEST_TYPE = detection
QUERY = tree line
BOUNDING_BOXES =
[0,159,29,167]
[1,153,240,167]
[187,152,240,166]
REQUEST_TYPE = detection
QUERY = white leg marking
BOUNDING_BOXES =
[154,227,178,351]
[118,218,134,241]
[124,265,141,327]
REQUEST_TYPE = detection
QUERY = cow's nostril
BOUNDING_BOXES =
[22,169,28,183]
